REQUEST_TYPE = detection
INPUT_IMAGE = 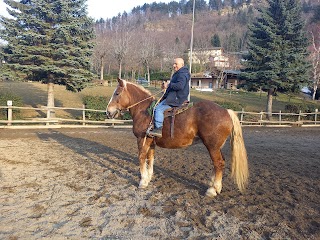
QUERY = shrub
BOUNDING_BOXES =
[285,103,319,120]
[82,96,109,121]
[216,101,244,111]
[285,103,318,113]
[150,72,171,80]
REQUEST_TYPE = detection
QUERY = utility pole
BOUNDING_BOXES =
[188,0,195,101]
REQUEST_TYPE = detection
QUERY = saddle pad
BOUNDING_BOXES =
[164,102,193,118]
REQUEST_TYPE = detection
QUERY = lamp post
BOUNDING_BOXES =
[188,0,196,101]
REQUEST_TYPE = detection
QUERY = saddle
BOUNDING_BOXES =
[164,101,193,138]
[147,101,193,138]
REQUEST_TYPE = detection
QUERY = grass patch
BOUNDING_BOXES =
[0,81,319,120]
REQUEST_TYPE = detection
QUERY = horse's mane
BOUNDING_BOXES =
[126,81,153,98]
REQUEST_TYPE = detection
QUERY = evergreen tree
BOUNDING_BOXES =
[241,0,310,118]
[211,33,221,47]
[0,0,94,115]
[209,0,223,11]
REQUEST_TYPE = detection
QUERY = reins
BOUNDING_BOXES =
[125,90,164,110]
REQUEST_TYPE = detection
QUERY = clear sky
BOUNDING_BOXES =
[0,0,174,20]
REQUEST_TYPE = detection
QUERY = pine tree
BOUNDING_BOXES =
[241,0,311,118]
[0,0,94,115]
[211,33,221,47]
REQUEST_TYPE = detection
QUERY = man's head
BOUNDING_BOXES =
[173,58,184,72]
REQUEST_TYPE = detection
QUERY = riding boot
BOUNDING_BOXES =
[149,127,163,137]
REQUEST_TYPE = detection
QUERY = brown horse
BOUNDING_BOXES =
[107,78,249,197]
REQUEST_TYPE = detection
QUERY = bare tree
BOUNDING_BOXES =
[192,35,212,73]
[93,25,112,80]
[110,18,133,78]
[140,32,158,83]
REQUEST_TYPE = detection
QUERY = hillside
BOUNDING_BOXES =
[93,0,319,77]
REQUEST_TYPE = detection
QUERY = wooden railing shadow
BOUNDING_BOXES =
[35,129,208,195]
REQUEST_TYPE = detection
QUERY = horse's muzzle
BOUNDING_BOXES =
[106,109,120,119]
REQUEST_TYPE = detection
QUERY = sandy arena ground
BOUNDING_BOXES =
[0,127,319,239]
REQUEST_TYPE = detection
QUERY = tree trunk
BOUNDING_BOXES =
[266,88,274,120]
[118,60,122,79]
[100,56,104,80]
[147,64,150,85]
[47,75,55,118]
[312,84,318,101]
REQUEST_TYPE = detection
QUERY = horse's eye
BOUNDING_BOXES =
[115,92,120,96]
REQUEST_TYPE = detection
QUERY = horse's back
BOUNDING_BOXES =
[193,100,233,126]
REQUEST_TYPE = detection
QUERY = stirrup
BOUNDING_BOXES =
[148,127,162,138]
[146,125,154,137]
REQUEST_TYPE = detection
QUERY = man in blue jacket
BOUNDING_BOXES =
[149,57,190,137]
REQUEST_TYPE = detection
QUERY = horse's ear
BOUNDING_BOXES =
[118,78,126,88]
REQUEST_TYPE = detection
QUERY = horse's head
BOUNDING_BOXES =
[106,78,131,119]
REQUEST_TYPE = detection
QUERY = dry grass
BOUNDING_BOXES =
[1,81,319,119]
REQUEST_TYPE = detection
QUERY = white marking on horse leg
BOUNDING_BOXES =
[214,179,222,194]
[147,158,154,182]
[139,162,149,189]
[208,175,222,195]
[206,187,217,197]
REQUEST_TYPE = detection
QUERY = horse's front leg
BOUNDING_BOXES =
[146,142,155,183]
[137,137,154,189]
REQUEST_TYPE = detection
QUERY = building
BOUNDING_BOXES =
[190,70,241,90]
[188,47,229,68]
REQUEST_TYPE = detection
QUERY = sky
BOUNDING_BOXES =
[0,0,174,20]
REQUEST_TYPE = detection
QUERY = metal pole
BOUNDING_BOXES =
[188,0,195,102]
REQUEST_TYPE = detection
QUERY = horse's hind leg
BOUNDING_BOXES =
[206,149,225,197]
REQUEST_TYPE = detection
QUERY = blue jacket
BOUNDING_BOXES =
[162,66,190,107]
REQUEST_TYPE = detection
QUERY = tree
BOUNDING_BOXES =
[93,20,112,81]
[211,33,221,47]
[241,0,311,119]
[209,0,223,11]
[109,16,132,79]
[139,32,158,84]
[0,0,94,116]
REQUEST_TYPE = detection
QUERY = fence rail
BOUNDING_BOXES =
[0,105,132,129]
[0,104,319,128]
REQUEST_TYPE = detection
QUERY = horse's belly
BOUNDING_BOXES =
[155,135,196,149]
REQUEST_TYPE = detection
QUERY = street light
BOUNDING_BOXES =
[188,0,195,101]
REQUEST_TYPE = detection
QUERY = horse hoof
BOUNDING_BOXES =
[205,187,217,198]
[139,182,148,189]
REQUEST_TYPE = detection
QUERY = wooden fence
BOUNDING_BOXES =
[0,104,319,129]
[0,104,132,129]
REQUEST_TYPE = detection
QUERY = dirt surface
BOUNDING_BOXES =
[0,127,319,239]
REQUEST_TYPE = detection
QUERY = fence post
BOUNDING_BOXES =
[298,110,301,122]
[82,105,86,126]
[279,110,282,125]
[240,108,244,124]
[46,107,51,126]
[260,111,263,126]
[315,109,318,125]
[7,100,13,126]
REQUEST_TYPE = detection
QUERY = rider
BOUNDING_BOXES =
[149,57,190,137]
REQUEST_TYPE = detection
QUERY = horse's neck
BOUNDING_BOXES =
[127,84,153,118]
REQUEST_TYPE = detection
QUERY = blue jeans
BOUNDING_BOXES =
[154,100,171,129]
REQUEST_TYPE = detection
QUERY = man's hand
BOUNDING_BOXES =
[162,80,169,90]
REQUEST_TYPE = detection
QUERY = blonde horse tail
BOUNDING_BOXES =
[227,109,249,192]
